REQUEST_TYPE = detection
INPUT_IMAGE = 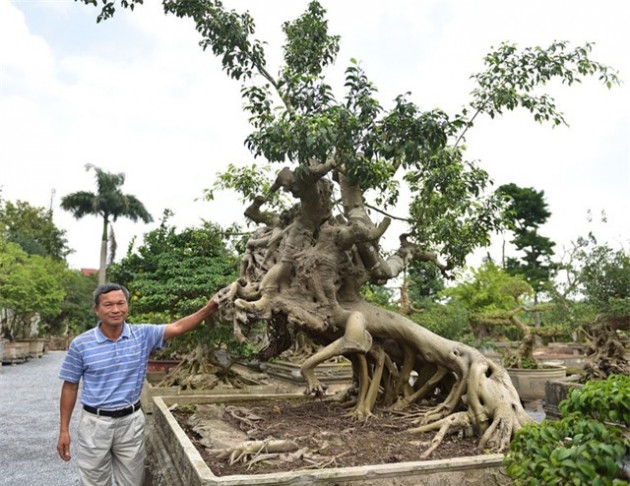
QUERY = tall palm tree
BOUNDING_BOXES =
[61,164,153,285]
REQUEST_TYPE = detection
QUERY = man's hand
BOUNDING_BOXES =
[57,431,71,461]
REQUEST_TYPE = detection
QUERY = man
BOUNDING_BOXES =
[56,282,219,486]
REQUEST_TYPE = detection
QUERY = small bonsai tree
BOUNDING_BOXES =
[552,235,630,380]
[505,374,630,485]
[444,261,568,368]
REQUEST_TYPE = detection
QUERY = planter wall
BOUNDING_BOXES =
[544,379,584,418]
[47,335,72,351]
[18,339,46,359]
[2,341,30,364]
[141,379,294,415]
[147,359,182,374]
[261,359,353,384]
[146,394,509,486]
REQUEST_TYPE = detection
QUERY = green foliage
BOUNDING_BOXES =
[60,164,153,281]
[443,261,533,315]
[560,375,630,426]
[0,198,71,260]
[469,41,619,127]
[109,213,240,351]
[204,163,290,210]
[406,261,446,301]
[110,215,238,321]
[410,300,469,342]
[282,1,340,77]
[78,1,620,275]
[497,183,556,293]
[505,375,630,485]
[360,283,394,309]
[0,238,68,339]
[41,270,98,336]
[549,236,630,343]
[578,241,630,316]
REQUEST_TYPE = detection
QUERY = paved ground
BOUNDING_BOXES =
[0,350,81,486]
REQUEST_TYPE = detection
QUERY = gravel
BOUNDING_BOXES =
[0,350,81,486]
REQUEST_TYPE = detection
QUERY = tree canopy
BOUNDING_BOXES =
[0,197,71,261]
[60,164,153,285]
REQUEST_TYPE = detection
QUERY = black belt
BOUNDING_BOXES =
[83,401,141,418]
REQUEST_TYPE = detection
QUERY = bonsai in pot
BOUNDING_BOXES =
[444,262,570,401]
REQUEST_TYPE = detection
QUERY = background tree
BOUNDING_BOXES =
[559,235,630,379]
[444,262,533,342]
[108,211,240,350]
[60,164,153,285]
[41,270,98,337]
[497,183,556,299]
[0,238,67,340]
[0,197,71,261]
[81,0,619,456]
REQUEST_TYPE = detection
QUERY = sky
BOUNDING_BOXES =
[1,0,628,273]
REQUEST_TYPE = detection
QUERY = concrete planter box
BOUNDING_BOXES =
[2,341,30,364]
[140,363,300,415]
[47,335,72,351]
[259,359,353,386]
[147,359,182,374]
[146,394,509,486]
[18,339,46,359]
[544,379,584,418]
[507,365,567,401]
[140,379,295,415]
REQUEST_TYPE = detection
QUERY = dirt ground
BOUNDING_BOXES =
[173,397,482,477]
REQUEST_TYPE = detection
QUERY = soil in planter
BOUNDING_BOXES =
[172,398,482,477]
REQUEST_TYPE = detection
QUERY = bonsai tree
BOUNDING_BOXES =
[559,236,630,380]
[80,0,619,455]
[497,183,556,299]
[443,261,568,368]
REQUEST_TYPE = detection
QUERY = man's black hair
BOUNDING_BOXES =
[93,283,130,306]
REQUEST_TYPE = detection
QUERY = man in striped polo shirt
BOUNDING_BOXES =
[56,282,219,486]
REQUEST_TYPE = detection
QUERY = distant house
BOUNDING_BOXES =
[81,268,98,277]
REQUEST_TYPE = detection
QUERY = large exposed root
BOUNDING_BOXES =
[407,411,473,458]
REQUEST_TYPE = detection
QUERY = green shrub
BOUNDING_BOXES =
[560,374,630,426]
[504,375,630,485]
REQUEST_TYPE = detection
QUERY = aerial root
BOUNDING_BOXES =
[414,403,454,425]
[215,438,299,466]
[407,412,472,458]
[342,407,374,422]
[478,414,515,452]
[234,297,271,319]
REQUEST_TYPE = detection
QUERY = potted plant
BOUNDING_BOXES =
[443,262,570,401]
[479,305,568,402]
[543,238,630,415]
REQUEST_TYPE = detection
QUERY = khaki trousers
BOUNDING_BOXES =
[77,408,146,486]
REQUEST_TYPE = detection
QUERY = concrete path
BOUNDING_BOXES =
[0,350,81,486]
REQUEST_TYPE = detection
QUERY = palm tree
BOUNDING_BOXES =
[61,164,153,285]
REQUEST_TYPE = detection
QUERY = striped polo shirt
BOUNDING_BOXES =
[59,322,167,410]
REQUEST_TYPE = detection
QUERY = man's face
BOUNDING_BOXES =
[95,290,129,327]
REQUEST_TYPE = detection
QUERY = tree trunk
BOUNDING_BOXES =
[98,217,109,285]
[216,167,532,455]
